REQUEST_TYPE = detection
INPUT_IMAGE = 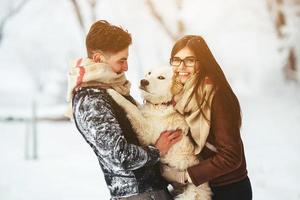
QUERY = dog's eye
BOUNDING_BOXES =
[148,72,151,75]
[157,76,165,80]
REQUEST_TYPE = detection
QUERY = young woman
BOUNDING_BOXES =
[162,35,252,200]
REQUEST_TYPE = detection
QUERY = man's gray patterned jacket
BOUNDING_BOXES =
[72,87,168,199]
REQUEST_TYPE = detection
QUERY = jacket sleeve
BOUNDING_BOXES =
[187,91,243,186]
[73,91,160,171]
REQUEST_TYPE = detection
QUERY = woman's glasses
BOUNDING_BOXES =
[170,56,199,68]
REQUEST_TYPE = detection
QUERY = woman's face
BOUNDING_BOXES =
[171,47,198,84]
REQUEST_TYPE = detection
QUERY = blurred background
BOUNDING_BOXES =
[0,0,300,199]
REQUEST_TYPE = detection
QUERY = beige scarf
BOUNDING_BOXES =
[65,58,131,119]
[173,74,215,154]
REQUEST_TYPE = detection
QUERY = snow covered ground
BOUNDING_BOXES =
[1,88,300,200]
[0,0,300,199]
[240,89,300,200]
[0,121,109,200]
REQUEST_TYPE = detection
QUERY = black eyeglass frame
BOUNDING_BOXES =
[169,56,200,68]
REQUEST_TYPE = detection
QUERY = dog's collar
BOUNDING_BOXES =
[145,100,173,107]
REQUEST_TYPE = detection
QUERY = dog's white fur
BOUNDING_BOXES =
[107,67,212,200]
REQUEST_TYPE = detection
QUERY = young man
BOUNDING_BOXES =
[67,20,182,200]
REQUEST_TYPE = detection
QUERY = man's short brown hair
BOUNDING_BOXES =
[86,20,132,58]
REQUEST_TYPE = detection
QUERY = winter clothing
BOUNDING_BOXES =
[173,75,215,154]
[72,86,170,199]
[117,189,173,200]
[211,177,252,200]
[66,58,131,118]
[186,89,249,187]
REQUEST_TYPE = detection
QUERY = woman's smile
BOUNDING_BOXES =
[172,47,197,84]
[178,72,190,76]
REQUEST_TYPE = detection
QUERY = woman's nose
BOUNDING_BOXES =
[140,79,149,87]
[178,61,185,70]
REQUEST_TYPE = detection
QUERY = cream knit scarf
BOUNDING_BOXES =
[65,58,131,119]
[173,74,215,154]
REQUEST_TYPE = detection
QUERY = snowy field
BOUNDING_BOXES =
[1,87,300,200]
[1,0,300,199]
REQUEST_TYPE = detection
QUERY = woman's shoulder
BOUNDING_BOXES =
[211,88,241,125]
[211,88,234,113]
[212,88,226,104]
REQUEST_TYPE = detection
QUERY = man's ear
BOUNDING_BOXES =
[92,52,106,63]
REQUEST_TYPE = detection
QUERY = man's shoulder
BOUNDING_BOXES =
[74,87,107,99]
[73,87,136,107]
[77,86,106,94]
[72,87,111,107]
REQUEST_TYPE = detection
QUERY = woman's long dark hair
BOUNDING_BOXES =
[171,35,242,128]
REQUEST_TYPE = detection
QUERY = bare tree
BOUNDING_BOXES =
[146,0,185,42]
[284,47,298,80]
[70,0,99,33]
[70,0,85,32]
[88,0,97,22]
[267,0,299,81]
[0,0,29,44]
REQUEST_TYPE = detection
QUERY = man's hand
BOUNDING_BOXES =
[155,130,182,156]
[160,164,189,185]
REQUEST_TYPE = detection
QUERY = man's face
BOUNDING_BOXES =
[105,47,129,74]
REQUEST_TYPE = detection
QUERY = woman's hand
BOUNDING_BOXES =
[155,130,182,156]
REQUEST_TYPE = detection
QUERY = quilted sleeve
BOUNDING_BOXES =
[73,90,160,171]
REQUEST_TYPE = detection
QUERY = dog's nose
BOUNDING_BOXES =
[140,79,149,87]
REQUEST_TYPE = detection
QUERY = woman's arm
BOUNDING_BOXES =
[187,91,243,186]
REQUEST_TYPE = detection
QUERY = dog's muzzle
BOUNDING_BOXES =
[140,79,149,91]
[140,79,149,87]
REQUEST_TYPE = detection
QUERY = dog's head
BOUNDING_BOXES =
[139,67,173,104]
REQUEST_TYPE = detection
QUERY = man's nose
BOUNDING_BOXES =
[140,79,149,87]
[122,62,128,71]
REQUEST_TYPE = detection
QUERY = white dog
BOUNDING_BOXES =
[107,67,212,200]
